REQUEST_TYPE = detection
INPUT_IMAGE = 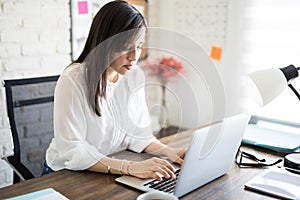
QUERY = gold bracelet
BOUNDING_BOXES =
[127,161,133,175]
[120,160,126,175]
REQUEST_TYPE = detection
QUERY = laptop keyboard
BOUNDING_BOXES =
[143,169,181,193]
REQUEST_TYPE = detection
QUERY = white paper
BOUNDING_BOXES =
[8,188,69,200]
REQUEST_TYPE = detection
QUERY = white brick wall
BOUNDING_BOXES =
[0,0,71,79]
[0,126,14,159]
[0,125,14,189]
[0,160,13,188]
[0,120,14,188]
[0,0,71,188]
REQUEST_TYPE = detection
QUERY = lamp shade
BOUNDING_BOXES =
[248,65,299,106]
[248,68,287,106]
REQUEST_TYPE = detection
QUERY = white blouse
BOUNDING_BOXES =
[46,63,157,171]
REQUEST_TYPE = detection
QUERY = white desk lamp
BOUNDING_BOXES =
[248,64,300,174]
[248,65,300,106]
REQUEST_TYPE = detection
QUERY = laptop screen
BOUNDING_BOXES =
[174,114,250,197]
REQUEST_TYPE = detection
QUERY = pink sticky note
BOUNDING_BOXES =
[78,1,88,15]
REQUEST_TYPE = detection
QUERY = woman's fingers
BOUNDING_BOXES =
[168,148,187,165]
[161,165,176,179]
[151,158,176,179]
[146,171,163,181]
[130,157,177,181]
[153,157,176,172]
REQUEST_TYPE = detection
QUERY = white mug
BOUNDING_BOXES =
[136,191,178,200]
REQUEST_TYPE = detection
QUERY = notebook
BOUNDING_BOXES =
[244,167,300,199]
[115,114,250,198]
[7,188,69,200]
[243,124,300,153]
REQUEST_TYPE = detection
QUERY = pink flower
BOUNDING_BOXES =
[142,57,184,82]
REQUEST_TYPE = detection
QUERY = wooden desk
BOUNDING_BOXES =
[0,129,283,200]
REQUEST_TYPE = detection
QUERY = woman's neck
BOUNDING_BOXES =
[106,68,119,83]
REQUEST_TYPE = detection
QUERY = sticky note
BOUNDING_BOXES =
[210,46,222,61]
[78,1,88,15]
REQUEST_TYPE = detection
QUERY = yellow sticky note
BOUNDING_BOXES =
[210,46,222,61]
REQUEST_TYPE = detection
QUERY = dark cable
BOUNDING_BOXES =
[297,67,300,70]
[288,84,300,101]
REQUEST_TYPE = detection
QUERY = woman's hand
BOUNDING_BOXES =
[163,147,187,165]
[144,140,187,166]
[128,157,176,181]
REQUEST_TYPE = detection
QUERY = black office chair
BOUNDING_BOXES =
[3,75,59,183]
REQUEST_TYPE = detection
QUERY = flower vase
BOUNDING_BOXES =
[159,81,168,130]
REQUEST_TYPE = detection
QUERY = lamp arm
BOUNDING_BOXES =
[288,84,300,101]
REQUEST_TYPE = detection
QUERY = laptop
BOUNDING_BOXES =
[115,114,250,198]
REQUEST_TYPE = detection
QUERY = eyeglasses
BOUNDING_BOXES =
[235,148,282,167]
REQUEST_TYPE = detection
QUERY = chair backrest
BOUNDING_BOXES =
[3,75,59,183]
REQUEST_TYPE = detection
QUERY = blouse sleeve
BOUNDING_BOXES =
[124,67,158,153]
[53,74,104,170]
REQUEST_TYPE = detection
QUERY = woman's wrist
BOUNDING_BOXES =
[144,141,169,156]
[95,157,136,175]
[126,161,133,175]
[119,159,126,175]
[117,160,134,175]
[161,146,174,158]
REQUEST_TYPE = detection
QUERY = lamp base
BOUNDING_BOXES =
[284,153,300,175]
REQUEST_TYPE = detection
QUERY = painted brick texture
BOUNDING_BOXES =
[0,0,71,188]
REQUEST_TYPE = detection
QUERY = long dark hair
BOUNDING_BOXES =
[73,0,147,116]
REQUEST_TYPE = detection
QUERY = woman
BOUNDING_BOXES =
[44,0,185,181]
